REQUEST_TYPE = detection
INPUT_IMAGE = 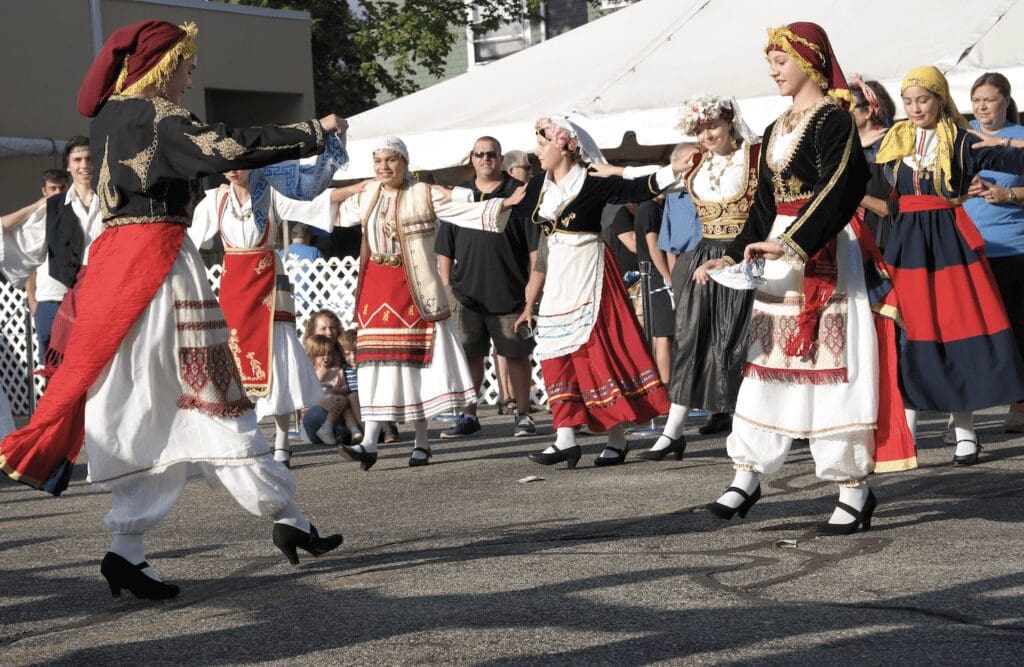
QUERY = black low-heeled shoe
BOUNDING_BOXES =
[528,444,581,469]
[816,488,877,536]
[952,439,981,466]
[272,523,343,565]
[593,444,630,467]
[339,444,378,471]
[408,446,432,467]
[100,552,180,599]
[698,412,733,435]
[636,435,686,461]
[706,485,762,520]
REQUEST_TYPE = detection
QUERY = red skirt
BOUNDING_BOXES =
[541,248,670,432]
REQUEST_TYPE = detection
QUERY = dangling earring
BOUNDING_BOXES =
[728,136,739,151]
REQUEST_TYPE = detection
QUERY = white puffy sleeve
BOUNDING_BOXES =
[189,188,222,250]
[275,188,339,234]
[431,188,509,233]
[0,203,47,288]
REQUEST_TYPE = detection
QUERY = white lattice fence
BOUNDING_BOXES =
[0,258,546,415]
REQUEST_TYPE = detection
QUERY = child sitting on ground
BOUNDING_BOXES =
[303,334,363,445]
[338,329,361,427]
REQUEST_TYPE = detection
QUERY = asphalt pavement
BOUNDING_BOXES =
[1,407,1023,665]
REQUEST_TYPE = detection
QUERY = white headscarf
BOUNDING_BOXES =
[373,136,409,162]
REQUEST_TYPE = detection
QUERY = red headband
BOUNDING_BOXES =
[765,22,851,108]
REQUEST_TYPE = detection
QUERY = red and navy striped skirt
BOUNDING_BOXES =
[884,194,1024,410]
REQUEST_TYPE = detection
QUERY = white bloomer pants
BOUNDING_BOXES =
[727,418,876,482]
[103,457,307,535]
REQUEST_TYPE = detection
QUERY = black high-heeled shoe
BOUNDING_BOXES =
[100,552,180,599]
[528,444,581,469]
[636,435,686,461]
[706,485,762,520]
[408,446,432,467]
[952,439,981,466]
[272,523,343,565]
[816,488,877,536]
[593,444,630,467]
[339,443,378,471]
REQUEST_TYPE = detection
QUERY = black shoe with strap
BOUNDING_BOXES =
[273,523,343,565]
[339,443,378,471]
[706,485,762,520]
[816,488,877,536]
[593,444,630,467]
[408,446,432,467]
[100,552,180,599]
[637,435,686,461]
[952,439,981,466]
[528,444,581,469]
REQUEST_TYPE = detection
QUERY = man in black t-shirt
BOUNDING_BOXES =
[633,197,673,382]
[436,137,540,438]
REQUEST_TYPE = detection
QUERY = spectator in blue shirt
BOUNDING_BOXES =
[280,222,324,263]
[657,143,702,277]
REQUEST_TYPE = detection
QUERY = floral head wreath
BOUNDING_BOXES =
[676,94,760,144]
[535,117,579,154]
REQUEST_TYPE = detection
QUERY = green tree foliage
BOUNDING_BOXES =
[230,0,559,116]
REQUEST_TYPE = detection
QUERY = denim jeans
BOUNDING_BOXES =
[34,300,61,364]
[301,406,351,446]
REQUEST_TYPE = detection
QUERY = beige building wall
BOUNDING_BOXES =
[0,0,316,213]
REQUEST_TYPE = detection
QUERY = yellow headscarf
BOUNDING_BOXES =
[875,65,969,194]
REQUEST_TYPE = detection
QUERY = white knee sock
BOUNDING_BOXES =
[715,469,759,509]
[411,421,430,460]
[359,421,382,453]
[652,403,688,450]
[274,415,290,452]
[599,424,627,458]
[110,533,161,581]
[830,483,870,524]
[952,411,977,456]
[543,426,578,454]
[904,408,918,440]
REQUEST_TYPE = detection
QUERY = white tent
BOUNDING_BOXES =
[340,0,1024,178]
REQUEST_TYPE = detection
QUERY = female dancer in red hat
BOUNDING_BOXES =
[695,22,910,534]
[0,20,344,598]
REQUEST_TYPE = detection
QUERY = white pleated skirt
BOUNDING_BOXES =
[255,323,325,419]
[357,319,476,423]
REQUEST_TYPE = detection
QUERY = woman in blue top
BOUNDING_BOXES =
[964,72,1024,432]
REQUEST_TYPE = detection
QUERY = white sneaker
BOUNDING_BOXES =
[316,424,337,445]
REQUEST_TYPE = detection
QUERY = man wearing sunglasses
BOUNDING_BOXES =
[436,137,540,439]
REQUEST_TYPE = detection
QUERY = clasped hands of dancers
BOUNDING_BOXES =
[4,16,1024,600]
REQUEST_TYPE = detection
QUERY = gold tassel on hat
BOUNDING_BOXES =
[116,22,198,97]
